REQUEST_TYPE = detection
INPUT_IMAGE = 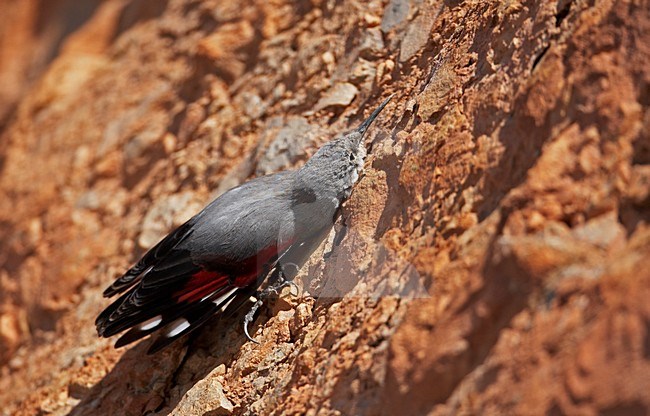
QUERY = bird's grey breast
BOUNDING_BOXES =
[291,189,339,231]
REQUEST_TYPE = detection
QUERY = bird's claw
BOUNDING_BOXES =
[264,266,299,296]
[243,297,263,344]
[270,276,300,296]
[242,265,301,345]
[284,280,301,296]
[278,263,302,296]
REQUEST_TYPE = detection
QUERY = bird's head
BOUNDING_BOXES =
[298,95,392,201]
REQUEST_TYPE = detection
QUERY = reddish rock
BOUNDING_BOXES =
[0,0,648,415]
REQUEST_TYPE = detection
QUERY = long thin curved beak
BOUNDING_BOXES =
[356,94,394,136]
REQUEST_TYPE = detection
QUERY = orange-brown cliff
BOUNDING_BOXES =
[0,0,648,415]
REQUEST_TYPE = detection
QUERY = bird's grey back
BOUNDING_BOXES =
[182,171,295,264]
[180,125,370,269]
[182,168,339,267]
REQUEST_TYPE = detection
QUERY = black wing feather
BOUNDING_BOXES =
[102,217,198,297]
[146,287,254,354]
[96,255,201,337]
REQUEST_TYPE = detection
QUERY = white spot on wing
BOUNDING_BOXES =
[213,288,237,306]
[138,315,162,331]
[220,296,236,312]
[167,318,190,337]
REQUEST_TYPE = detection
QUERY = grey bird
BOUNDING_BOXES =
[95,95,392,353]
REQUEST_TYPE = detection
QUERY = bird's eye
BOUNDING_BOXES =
[349,153,355,161]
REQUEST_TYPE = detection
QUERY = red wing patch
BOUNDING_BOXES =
[176,240,297,301]
[230,240,296,287]
[175,270,228,303]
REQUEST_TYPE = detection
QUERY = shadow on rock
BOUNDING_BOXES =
[69,314,249,416]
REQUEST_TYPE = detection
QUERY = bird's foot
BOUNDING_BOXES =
[270,266,301,296]
[242,268,299,344]
[243,296,263,344]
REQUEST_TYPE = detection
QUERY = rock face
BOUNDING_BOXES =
[0,0,648,415]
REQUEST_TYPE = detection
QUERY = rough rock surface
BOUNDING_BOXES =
[0,0,648,415]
